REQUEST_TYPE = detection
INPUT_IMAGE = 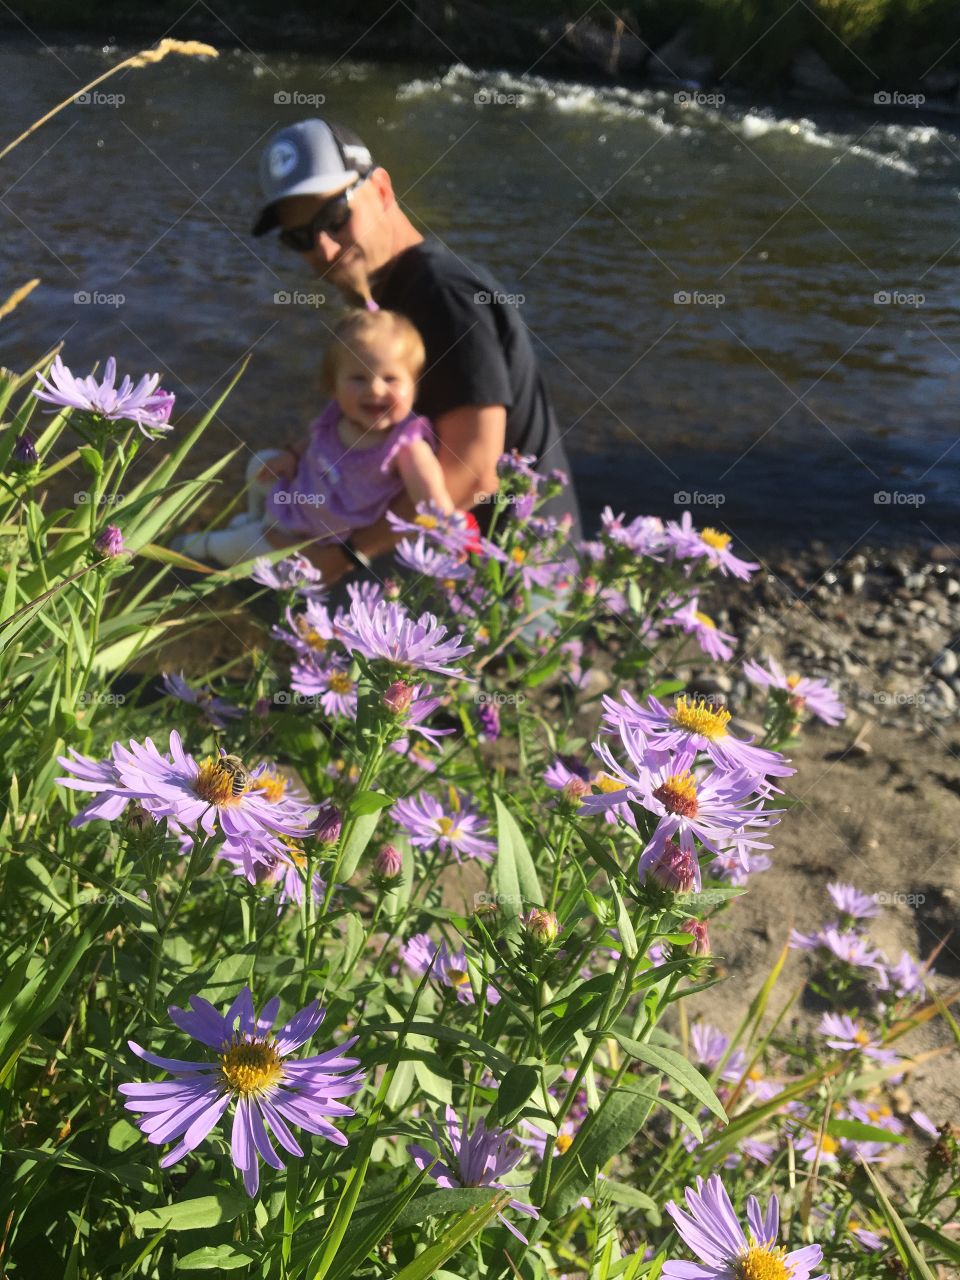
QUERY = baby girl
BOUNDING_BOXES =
[177,308,453,567]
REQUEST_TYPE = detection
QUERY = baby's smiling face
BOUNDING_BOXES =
[334,337,417,434]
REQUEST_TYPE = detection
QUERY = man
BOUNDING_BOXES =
[250,118,581,583]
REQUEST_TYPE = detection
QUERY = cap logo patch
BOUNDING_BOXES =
[269,140,300,180]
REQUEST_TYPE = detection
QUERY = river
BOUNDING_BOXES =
[1,41,958,552]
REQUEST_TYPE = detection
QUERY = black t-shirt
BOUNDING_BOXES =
[376,239,581,539]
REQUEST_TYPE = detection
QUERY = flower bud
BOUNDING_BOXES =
[312,802,342,846]
[12,432,38,467]
[374,843,403,879]
[521,907,560,945]
[382,680,414,717]
[645,840,697,893]
[94,524,125,558]
[561,776,590,806]
[476,701,500,741]
[678,918,710,955]
[384,578,402,601]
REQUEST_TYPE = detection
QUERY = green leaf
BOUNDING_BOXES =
[494,795,543,910]
[338,791,391,881]
[176,1244,260,1270]
[603,1180,660,1221]
[392,1193,509,1279]
[321,1167,433,1280]
[492,1063,541,1125]
[132,1190,249,1232]
[615,1035,727,1122]
[548,1081,659,1216]
[362,1020,513,1075]
[861,1161,937,1280]
[826,1118,907,1145]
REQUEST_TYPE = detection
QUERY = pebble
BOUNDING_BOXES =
[904,573,926,592]
[933,649,958,678]
[848,571,866,593]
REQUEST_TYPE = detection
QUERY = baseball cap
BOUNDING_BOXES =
[252,120,374,237]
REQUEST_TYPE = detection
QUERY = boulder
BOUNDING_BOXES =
[791,48,853,101]
[653,25,715,86]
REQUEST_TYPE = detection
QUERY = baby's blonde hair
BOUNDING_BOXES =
[322,308,426,393]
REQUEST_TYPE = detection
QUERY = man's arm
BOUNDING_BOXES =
[347,404,506,561]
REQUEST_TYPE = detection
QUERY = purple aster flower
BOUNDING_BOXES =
[395,532,473,582]
[910,1109,939,1138]
[709,843,772,885]
[690,1025,746,1082]
[161,671,243,731]
[250,553,325,599]
[789,926,890,987]
[119,987,363,1197]
[392,789,496,864]
[826,882,880,921]
[56,746,160,826]
[819,1014,900,1065]
[544,757,637,827]
[389,684,455,754]
[850,1224,886,1252]
[219,837,324,909]
[601,691,794,781]
[400,931,499,1005]
[668,598,737,662]
[663,514,759,581]
[290,655,357,719]
[408,1106,538,1243]
[387,504,502,561]
[94,524,125,558]
[58,732,313,843]
[34,355,175,437]
[336,599,473,679]
[663,1174,826,1280]
[887,950,928,1000]
[583,743,780,884]
[599,507,667,558]
[743,658,845,725]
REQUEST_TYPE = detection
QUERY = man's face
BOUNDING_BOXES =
[275,172,390,297]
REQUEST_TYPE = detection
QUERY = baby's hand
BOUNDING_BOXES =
[258,449,298,484]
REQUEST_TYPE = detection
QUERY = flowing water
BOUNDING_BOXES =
[2,41,959,551]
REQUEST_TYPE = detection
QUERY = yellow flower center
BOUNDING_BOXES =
[219,1037,284,1095]
[853,1029,871,1047]
[592,771,624,793]
[653,770,699,817]
[193,758,245,806]
[295,617,328,652]
[701,527,731,551]
[820,1134,839,1155]
[280,837,307,869]
[786,674,801,689]
[510,547,526,565]
[255,770,287,804]
[694,611,716,629]
[442,578,458,591]
[671,694,731,740]
[734,1242,791,1280]
[555,1132,574,1155]
[447,968,470,986]
[415,513,439,530]
[436,816,462,840]
[867,1105,891,1123]
[327,672,353,695]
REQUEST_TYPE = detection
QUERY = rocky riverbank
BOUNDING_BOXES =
[7,0,960,118]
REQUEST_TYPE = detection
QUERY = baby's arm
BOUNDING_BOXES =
[394,437,456,514]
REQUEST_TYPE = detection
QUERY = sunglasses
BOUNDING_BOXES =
[278,175,369,252]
